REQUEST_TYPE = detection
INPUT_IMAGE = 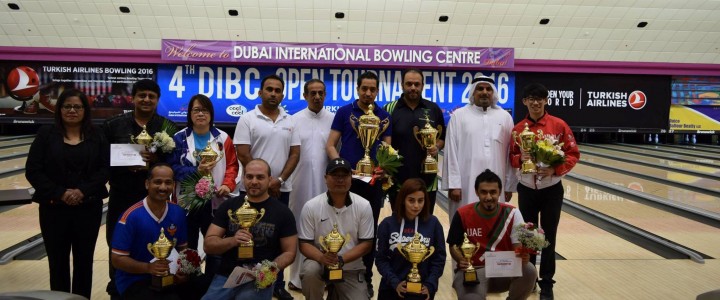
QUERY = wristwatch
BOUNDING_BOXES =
[277,177,285,185]
[337,255,344,268]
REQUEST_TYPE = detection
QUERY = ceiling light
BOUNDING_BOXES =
[439,15,449,22]
[540,18,550,25]
[637,21,648,28]
[8,3,20,10]
[119,6,130,13]
[335,12,345,19]
[229,9,239,16]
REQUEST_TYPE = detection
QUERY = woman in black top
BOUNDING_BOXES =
[25,89,109,299]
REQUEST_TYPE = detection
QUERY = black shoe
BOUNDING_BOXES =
[274,287,294,300]
[366,281,374,298]
[539,287,554,300]
[288,282,301,291]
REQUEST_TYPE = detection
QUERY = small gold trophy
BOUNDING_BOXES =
[453,233,480,285]
[399,232,435,297]
[228,196,265,259]
[147,228,176,290]
[512,122,537,174]
[413,113,443,174]
[318,224,351,282]
[131,125,154,168]
[194,141,225,175]
[350,104,390,176]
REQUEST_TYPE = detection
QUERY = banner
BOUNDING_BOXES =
[0,61,156,124]
[669,105,720,134]
[156,64,515,125]
[161,39,514,69]
[514,73,671,133]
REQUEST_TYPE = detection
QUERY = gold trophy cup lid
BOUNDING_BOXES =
[359,104,379,123]
[519,122,535,139]
[231,197,263,228]
[322,224,347,253]
[198,141,218,163]
[147,228,174,259]
[459,233,479,257]
[403,232,430,262]
[136,125,153,145]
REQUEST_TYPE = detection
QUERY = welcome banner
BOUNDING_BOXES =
[161,39,514,69]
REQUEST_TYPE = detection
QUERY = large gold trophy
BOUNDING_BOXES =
[350,104,390,176]
[399,232,435,297]
[319,224,351,282]
[147,228,176,290]
[512,122,537,174]
[413,113,442,174]
[453,233,480,285]
[228,196,265,259]
[131,125,153,168]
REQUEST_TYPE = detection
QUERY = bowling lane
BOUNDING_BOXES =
[0,173,32,190]
[661,144,720,154]
[0,157,26,173]
[615,143,717,160]
[580,145,720,176]
[0,202,40,250]
[591,144,720,168]
[571,164,720,214]
[563,178,720,258]
[555,211,661,260]
[581,154,720,194]
[0,145,29,158]
[0,138,34,148]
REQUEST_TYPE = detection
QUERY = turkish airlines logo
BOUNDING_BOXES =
[4,66,40,101]
[628,90,647,110]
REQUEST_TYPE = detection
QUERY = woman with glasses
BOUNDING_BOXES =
[25,89,109,299]
[167,94,240,281]
[375,178,446,300]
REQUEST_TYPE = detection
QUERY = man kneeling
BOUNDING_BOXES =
[298,158,375,299]
[447,169,537,300]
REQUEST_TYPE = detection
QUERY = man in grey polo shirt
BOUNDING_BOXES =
[298,158,375,300]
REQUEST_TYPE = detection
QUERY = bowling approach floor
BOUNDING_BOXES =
[0,141,719,299]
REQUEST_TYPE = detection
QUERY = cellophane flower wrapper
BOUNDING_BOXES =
[176,249,202,276]
[253,260,279,290]
[178,172,216,214]
[371,141,403,191]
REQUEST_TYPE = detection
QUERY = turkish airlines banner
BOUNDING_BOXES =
[514,72,671,133]
[0,61,156,124]
[161,39,514,69]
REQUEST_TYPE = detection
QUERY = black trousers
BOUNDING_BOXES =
[350,178,384,282]
[39,203,102,299]
[517,181,564,284]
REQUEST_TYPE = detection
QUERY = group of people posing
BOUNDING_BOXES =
[25,69,579,300]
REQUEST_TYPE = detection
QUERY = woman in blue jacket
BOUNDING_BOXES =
[376,178,446,299]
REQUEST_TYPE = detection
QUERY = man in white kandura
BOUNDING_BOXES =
[442,75,517,223]
[288,79,335,291]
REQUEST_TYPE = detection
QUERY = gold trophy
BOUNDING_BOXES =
[194,141,225,176]
[131,125,153,168]
[350,104,390,176]
[318,224,351,282]
[147,228,176,290]
[413,113,443,174]
[512,122,537,174]
[399,232,435,297]
[453,233,480,285]
[228,196,265,259]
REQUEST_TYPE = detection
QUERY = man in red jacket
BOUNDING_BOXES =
[509,83,580,300]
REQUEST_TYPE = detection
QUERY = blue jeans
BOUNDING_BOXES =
[201,274,274,300]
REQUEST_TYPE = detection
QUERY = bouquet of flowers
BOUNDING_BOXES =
[178,172,216,214]
[511,222,550,255]
[370,142,403,191]
[175,248,202,277]
[531,130,565,169]
[252,260,279,290]
[149,119,178,154]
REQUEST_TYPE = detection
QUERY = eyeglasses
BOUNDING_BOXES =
[61,105,84,111]
[191,108,210,114]
[524,97,546,103]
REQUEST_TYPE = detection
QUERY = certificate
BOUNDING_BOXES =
[484,251,522,278]
[224,266,255,288]
[110,144,146,167]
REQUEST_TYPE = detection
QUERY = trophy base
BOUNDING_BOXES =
[356,159,374,177]
[150,274,174,291]
[403,291,427,300]
[422,161,438,174]
[238,245,253,259]
[406,281,423,293]
[463,269,479,285]
[323,268,344,282]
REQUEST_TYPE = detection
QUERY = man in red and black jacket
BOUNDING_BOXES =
[509,83,580,300]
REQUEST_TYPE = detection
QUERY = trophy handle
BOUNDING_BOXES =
[147,243,154,256]
[413,126,422,146]
[256,208,265,223]
[378,118,390,136]
[472,243,481,256]
[349,115,360,137]
[422,246,435,262]
[318,236,328,252]
[398,246,409,260]
[216,142,225,161]
[227,209,237,223]
[436,125,443,142]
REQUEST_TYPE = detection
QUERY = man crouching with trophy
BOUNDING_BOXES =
[298,158,375,300]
